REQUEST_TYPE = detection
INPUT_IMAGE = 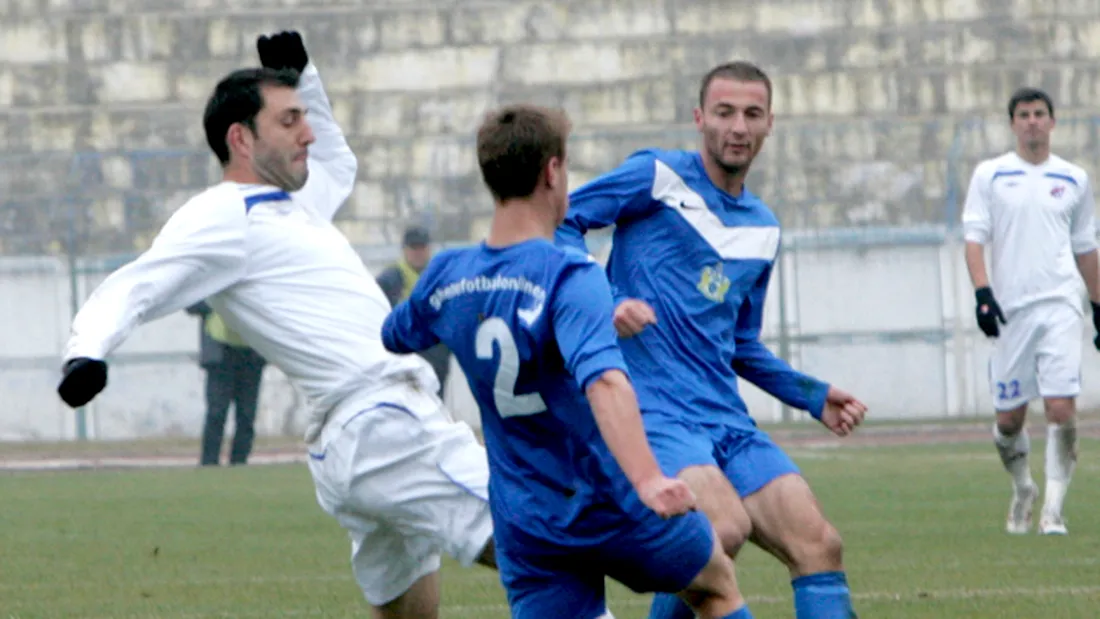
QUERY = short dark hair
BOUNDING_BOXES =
[476,104,571,201]
[699,61,772,109]
[1008,87,1054,120]
[203,67,300,165]
[403,225,430,248]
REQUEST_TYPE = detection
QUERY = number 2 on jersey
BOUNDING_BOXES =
[475,317,547,418]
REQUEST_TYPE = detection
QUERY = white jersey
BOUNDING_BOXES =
[63,64,433,443]
[962,151,1098,314]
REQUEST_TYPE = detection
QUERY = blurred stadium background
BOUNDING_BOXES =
[0,11,1093,422]
[7,0,1100,442]
[6,2,1100,618]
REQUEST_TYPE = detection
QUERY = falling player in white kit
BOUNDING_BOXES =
[55,31,496,617]
[962,87,1100,536]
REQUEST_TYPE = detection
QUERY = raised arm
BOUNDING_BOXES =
[295,63,357,221]
[59,193,249,407]
[731,264,830,419]
[257,31,357,222]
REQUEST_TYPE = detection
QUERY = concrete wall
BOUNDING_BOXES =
[5,236,1100,441]
[4,1,1100,440]
[5,0,1100,253]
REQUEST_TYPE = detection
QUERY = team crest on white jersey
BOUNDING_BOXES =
[697,264,730,303]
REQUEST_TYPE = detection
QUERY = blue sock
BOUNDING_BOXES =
[648,593,754,619]
[792,571,855,619]
[647,593,694,619]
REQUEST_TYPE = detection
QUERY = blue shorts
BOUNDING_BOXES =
[644,414,801,498]
[495,506,715,619]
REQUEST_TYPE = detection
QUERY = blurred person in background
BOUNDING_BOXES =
[377,225,451,397]
[962,86,1100,537]
[186,300,267,466]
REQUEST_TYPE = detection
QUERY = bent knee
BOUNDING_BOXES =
[678,465,752,556]
[684,543,744,610]
[820,523,844,564]
[713,512,752,556]
[792,521,844,573]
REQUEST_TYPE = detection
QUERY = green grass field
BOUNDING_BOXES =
[2,438,1098,619]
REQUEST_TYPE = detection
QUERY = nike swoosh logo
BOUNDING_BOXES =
[517,302,544,327]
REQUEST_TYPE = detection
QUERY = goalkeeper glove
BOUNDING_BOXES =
[974,287,1006,338]
[57,357,108,408]
[257,30,309,74]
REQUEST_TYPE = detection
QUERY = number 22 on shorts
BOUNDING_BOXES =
[996,379,1020,401]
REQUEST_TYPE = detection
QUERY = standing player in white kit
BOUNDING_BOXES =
[962,86,1100,536]
[55,30,496,617]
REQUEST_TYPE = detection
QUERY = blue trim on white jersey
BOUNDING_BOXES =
[991,170,1025,182]
[1044,172,1078,186]
[244,190,291,212]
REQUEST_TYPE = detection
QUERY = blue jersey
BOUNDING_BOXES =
[381,238,641,543]
[556,148,830,425]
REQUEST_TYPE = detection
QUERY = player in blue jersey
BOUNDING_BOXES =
[381,104,755,619]
[556,61,869,619]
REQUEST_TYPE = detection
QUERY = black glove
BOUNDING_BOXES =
[975,287,1006,338]
[256,30,309,74]
[57,357,108,408]
[1091,302,1100,350]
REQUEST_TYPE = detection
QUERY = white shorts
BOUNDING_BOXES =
[306,380,492,606]
[988,300,1084,411]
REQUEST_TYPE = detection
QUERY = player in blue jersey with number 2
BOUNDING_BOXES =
[556,61,869,619]
[382,104,755,619]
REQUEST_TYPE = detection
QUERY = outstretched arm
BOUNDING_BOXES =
[381,262,442,354]
[65,198,248,363]
[555,150,660,308]
[375,266,405,308]
[730,264,830,419]
[59,194,249,407]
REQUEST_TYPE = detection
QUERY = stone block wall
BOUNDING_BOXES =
[2,0,1098,254]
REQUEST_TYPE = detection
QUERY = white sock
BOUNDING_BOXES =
[1044,421,1077,515]
[994,424,1034,490]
